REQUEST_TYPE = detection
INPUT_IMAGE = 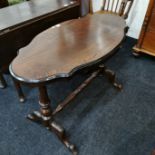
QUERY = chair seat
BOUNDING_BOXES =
[92,10,125,19]
[93,10,118,15]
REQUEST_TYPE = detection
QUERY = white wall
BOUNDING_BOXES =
[92,0,150,39]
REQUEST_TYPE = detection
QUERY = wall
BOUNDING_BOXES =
[80,0,90,16]
[92,0,150,39]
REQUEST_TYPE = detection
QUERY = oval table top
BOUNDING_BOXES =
[10,14,126,83]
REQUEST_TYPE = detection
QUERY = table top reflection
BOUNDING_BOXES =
[10,14,126,83]
[0,0,78,33]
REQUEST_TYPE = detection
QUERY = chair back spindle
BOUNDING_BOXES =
[90,0,134,19]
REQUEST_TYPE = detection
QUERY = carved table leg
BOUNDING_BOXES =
[99,65,122,90]
[12,79,25,103]
[0,72,7,89]
[27,85,77,155]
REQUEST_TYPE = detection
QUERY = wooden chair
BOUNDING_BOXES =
[89,0,134,19]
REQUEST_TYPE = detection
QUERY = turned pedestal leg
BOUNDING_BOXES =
[0,72,7,89]
[27,85,77,155]
[12,79,25,103]
[99,65,122,90]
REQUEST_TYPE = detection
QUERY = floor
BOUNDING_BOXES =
[0,37,155,155]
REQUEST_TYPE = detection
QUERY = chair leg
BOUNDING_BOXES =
[99,64,123,90]
[27,85,77,155]
[0,72,7,89]
[12,79,25,103]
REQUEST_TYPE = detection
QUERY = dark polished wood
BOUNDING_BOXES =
[89,0,134,19]
[10,14,126,83]
[133,0,155,57]
[99,64,123,90]
[0,0,79,67]
[0,0,8,8]
[0,0,80,87]
[0,0,79,33]
[10,14,126,154]
[27,85,77,155]
[53,69,101,115]
[53,65,122,116]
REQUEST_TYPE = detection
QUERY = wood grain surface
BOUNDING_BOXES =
[0,0,77,32]
[10,14,126,83]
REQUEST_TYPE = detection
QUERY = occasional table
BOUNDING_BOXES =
[10,14,126,154]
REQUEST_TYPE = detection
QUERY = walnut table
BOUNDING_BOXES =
[10,14,126,154]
